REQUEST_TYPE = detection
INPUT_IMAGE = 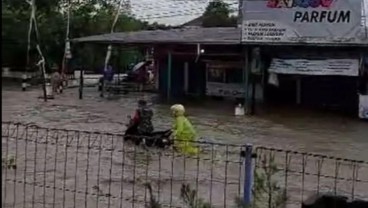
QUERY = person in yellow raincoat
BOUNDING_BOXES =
[170,104,199,155]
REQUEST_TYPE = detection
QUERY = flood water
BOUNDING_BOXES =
[2,85,368,207]
[2,85,367,161]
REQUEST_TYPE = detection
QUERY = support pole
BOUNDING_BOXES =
[184,62,189,94]
[79,68,84,99]
[22,74,27,91]
[167,51,172,101]
[40,63,47,102]
[155,58,160,91]
[251,81,256,115]
[98,77,103,91]
[296,77,301,105]
[117,47,121,84]
[243,144,253,206]
[244,48,251,114]
[36,45,47,102]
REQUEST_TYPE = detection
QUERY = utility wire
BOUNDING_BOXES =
[130,1,238,20]
[131,1,238,14]
[135,8,238,21]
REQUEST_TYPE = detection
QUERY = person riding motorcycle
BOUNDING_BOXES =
[170,104,199,155]
[131,100,154,136]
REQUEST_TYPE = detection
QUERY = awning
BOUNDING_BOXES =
[268,58,360,76]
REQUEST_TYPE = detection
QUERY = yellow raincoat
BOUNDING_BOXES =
[171,104,199,155]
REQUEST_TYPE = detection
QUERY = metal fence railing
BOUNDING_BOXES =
[252,147,368,208]
[1,122,245,208]
[2,121,368,208]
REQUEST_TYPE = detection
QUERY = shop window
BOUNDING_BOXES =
[207,68,225,83]
[226,68,243,84]
[207,62,243,84]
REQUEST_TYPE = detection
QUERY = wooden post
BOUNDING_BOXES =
[184,62,189,94]
[79,68,84,99]
[167,51,172,100]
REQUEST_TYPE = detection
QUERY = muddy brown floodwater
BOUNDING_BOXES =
[2,86,368,160]
[2,85,368,208]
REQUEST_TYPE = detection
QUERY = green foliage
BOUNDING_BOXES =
[2,0,168,71]
[233,155,287,208]
[251,154,287,208]
[144,159,287,208]
[233,196,248,208]
[2,155,17,170]
[2,0,60,14]
[202,0,237,27]
[180,184,213,208]
[143,154,286,208]
[2,5,31,67]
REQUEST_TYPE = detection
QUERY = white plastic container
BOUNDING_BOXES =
[74,70,83,79]
[46,83,54,98]
[235,103,245,116]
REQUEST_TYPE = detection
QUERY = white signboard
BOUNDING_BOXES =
[241,0,367,44]
[206,82,245,98]
[243,20,300,42]
[268,59,359,76]
[359,94,368,119]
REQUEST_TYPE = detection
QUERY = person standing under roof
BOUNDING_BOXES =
[100,65,114,97]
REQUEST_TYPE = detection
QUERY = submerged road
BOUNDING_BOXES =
[2,86,368,161]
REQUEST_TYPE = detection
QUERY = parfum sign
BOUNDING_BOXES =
[241,0,367,44]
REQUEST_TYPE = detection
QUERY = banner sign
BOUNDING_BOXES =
[268,58,360,76]
[206,82,245,98]
[241,0,367,44]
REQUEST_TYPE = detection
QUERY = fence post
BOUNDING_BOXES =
[22,74,28,91]
[79,69,84,99]
[243,144,253,206]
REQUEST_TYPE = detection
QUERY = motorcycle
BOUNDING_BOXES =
[124,116,173,148]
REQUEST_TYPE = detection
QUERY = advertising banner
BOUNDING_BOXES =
[241,0,367,44]
[206,82,245,98]
[268,58,360,76]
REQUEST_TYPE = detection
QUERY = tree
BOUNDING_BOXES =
[202,0,237,27]
[1,0,169,72]
[2,6,30,68]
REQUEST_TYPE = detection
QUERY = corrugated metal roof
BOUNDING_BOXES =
[72,27,367,47]
[72,27,241,45]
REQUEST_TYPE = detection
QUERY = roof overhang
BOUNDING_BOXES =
[72,27,368,48]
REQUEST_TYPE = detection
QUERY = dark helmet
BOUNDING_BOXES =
[138,99,147,107]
